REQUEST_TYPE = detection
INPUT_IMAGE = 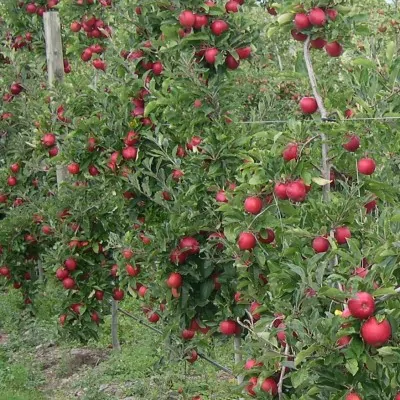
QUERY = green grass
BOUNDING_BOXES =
[0,288,241,400]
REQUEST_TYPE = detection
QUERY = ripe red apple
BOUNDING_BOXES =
[245,377,258,397]
[179,10,196,27]
[91,311,100,325]
[62,277,75,290]
[261,378,278,396]
[182,329,195,340]
[219,320,238,335]
[238,232,256,250]
[274,182,288,200]
[56,268,69,281]
[357,158,376,175]
[258,228,275,244]
[326,9,338,21]
[276,323,287,345]
[204,48,219,64]
[26,3,37,13]
[244,196,263,214]
[346,392,362,400]
[337,335,352,347]
[124,131,139,146]
[113,288,124,301]
[300,97,318,114]
[282,143,298,161]
[88,165,100,176]
[225,1,239,13]
[122,249,134,260]
[7,176,17,186]
[59,314,67,326]
[225,54,240,70]
[186,349,198,363]
[311,38,327,49]
[286,180,306,202]
[95,290,104,300]
[166,272,183,288]
[244,359,263,370]
[126,264,140,277]
[211,20,229,36]
[170,248,188,264]
[294,13,311,30]
[215,190,228,203]
[179,236,200,255]
[0,266,10,276]
[348,292,375,319]
[122,146,138,160]
[250,301,261,321]
[172,169,184,181]
[308,8,326,26]
[236,47,251,59]
[325,41,343,57]
[395,393,400,400]
[194,99,202,108]
[10,163,20,173]
[81,48,93,62]
[343,134,360,152]
[93,59,106,71]
[147,312,160,323]
[41,133,56,147]
[361,317,391,347]
[364,199,377,213]
[41,225,53,235]
[312,236,330,253]
[291,30,308,41]
[64,258,77,272]
[334,226,351,244]
[152,61,163,76]
[67,162,80,175]
[176,145,187,158]
[194,14,208,29]
[70,21,81,32]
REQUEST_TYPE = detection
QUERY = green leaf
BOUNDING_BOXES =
[295,344,319,366]
[386,41,395,65]
[345,359,359,376]
[352,58,376,69]
[318,287,348,301]
[291,368,310,389]
[277,13,293,25]
[199,280,215,301]
[373,287,399,297]
[312,177,331,186]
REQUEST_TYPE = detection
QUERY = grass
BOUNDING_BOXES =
[0,287,242,400]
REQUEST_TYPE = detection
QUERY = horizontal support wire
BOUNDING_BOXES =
[117,307,235,377]
[161,116,400,127]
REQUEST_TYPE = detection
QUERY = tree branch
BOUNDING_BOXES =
[278,344,290,399]
[303,36,330,202]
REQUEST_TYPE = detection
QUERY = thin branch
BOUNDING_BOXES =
[303,36,330,202]
[278,344,290,399]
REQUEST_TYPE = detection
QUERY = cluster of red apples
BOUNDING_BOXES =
[22,0,59,17]
[2,82,23,104]
[291,6,343,57]
[178,1,252,70]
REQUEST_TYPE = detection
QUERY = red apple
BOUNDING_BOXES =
[261,378,278,396]
[225,54,240,70]
[325,41,343,57]
[204,48,219,64]
[312,236,330,253]
[244,196,263,214]
[294,13,311,30]
[170,248,187,264]
[113,288,124,301]
[152,61,163,76]
[361,317,391,347]
[41,133,56,147]
[291,30,308,41]
[244,359,263,370]
[226,1,240,13]
[258,228,275,244]
[172,169,184,181]
[211,20,229,36]
[308,8,326,26]
[283,143,298,161]
[238,232,256,250]
[67,163,80,175]
[343,134,360,152]
[95,290,104,300]
[286,180,307,202]
[219,320,238,335]
[126,264,140,277]
[7,176,17,186]
[179,10,196,27]
[194,14,208,29]
[334,226,351,244]
[166,272,183,288]
[64,258,77,271]
[357,158,376,175]
[348,292,375,319]
[300,97,318,114]
[311,38,327,49]
[182,329,195,340]
[93,59,106,71]
[236,47,251,59]
[122,146,138,160]
[346,393,362,400]
[274,182,288,200]
[216,190,228,203]
[62,277,75,290]
[326,9,338,21]
[179,236,200,255]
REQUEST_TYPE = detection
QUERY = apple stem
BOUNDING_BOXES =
[303,36,330,202]
[278,344,290,399]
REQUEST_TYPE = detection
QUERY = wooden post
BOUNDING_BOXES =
[43,11,68,188]
[234,334,244,384]
[111,299,121,350]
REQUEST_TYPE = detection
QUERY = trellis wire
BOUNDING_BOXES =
[117,307,235,377]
